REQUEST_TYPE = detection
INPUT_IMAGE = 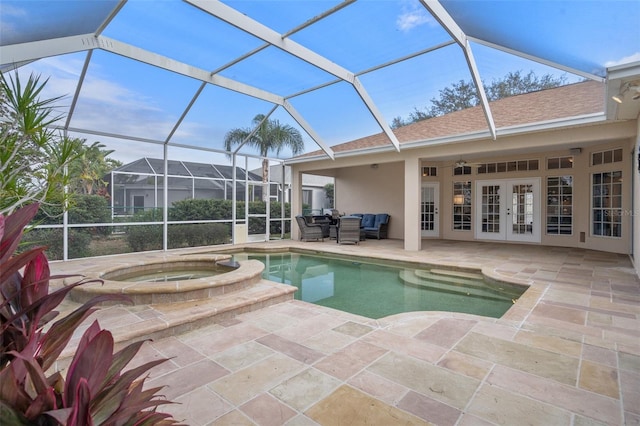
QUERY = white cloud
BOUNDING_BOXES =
[17,56,177,143]
[396,2,434,32]
[605,52,640,68]
[0,4,27,38]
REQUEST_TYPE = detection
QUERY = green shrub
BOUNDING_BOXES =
[167,223,230,249]
[68,195,112,236]
[22,228,92,261]
[125,199,290,251]
[169,199,235,221]
[126,224,163,252]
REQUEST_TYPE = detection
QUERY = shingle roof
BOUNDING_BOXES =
[303,80,605,157]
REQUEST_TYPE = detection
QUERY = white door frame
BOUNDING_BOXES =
[421,182,440,237]
[475,178,541,243]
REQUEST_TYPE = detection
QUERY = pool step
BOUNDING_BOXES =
[414,269,487,287]
[429,268,484,280]
[412,269,523,298]
[58,280,297,363]
[399,270,517,302]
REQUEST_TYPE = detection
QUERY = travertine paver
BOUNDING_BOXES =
[209,352,306,406]
[487,365,621,424]
[456,332,581,385]
[49,239,640,425]
[313,340,388,381]
[367,352,481,410]
[466,384,572,425]
[269,368,341,411]
[165,387,232,425]
[305,385,429,426]
[239,393,297,426]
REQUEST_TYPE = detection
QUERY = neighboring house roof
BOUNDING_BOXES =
[302,80,605,157]
[255,165,334,187]
[112,158,262,181]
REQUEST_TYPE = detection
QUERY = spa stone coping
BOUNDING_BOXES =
[64,254,265,305]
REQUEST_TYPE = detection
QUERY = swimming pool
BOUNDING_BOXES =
[231,251,527,319]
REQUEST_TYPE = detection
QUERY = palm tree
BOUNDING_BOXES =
[0,72,81,215]
[68,140,121,195]
[224,114,304,200]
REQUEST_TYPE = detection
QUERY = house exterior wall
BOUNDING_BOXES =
[430,139,633,254]
[291,119,638,255]
[333,162,405,240]
[633,118,640,275]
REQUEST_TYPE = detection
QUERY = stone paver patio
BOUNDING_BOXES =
[49,239,640,425]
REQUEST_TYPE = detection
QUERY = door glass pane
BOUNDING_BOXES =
[421,186,435,231]
[453,181,471,230]
[592,171,622,238]
[512,184,534,235]
[481,185,500,233]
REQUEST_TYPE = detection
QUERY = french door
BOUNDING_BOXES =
[475,179,540,242]
[421,183,439,237]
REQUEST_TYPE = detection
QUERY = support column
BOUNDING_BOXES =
[291,168,303,241]
[404,157,421,251]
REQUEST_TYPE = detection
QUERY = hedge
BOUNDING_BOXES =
[124,199,291,252]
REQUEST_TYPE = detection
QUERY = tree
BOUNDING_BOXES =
[224,114,304,201]
[393,70,568,126]
[0,72,81,216]
[486,70,566,100]
[324,183,334,208]
[67,140,122,196]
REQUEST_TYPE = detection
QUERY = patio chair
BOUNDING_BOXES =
[295,215,325,242]
[337,215,362,244]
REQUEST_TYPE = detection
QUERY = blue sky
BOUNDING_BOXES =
[1,0,639,165]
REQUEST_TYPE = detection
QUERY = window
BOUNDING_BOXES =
[547,156,573,169]
[302,189,312,206]
[453,165,471,176]
[478,159,539,174]
[422,167,437,177]
[547,176,572,235]
[592,148,623,166]
[592,171,622,238]
[453,182,472,230]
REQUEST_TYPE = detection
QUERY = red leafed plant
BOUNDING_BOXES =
[0,203,181,425]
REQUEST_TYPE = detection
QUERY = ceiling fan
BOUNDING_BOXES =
[612,80,640,103]
[454,160,483,168]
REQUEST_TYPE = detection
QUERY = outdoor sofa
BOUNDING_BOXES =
[352,213,390,239]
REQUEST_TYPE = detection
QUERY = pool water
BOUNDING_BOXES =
[232,252,527,319]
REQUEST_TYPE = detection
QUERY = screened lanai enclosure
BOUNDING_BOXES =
[109,158,267,215]
[1,0,638,260]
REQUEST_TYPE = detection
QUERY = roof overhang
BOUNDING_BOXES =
[285,112,610,165]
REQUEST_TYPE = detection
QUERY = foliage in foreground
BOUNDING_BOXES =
[0,203,180,425]
[0,72,81,216]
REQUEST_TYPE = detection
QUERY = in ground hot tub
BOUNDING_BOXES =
[67,255,265,305]
[102,261,231,282]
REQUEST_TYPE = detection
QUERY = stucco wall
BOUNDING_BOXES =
[334,162,404,240]
[634,118,640,276]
